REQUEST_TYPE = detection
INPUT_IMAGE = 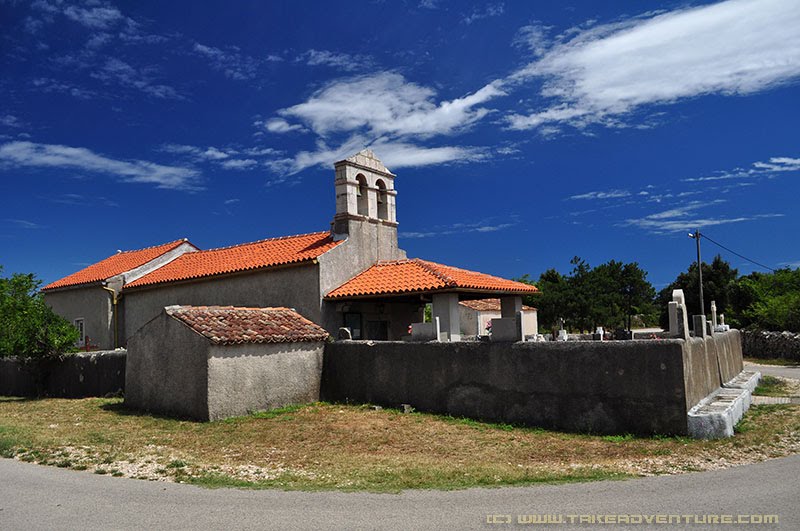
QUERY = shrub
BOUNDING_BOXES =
[0,267,78,358]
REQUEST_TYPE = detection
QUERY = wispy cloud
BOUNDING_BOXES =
[92,58,183,99]
[192,42,260,80]
[4,219,44,230]
[296,49,372,72]
[0,115,22,128]
[255,118,306,134]
[30,77,96,99]
[463,3,505,25]
[568,189,631,200]
[0,141,201,190]
[507,0,800,132]
[44,193,119,208]
[684,156,800,182]
[266,136,487,175]
[160,143,279,171]
[400,217,518,239]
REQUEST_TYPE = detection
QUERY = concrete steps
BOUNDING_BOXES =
[687,371,761,439]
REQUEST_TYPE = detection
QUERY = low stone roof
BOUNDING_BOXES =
[126,231,342,289]
[166,305,329,345]
[326,259,539,299]
[459,298,537,312]
[43,239,192,291]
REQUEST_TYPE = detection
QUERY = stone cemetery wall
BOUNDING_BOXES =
[741,330,800,362]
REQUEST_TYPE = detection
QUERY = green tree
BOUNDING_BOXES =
[519,258,656,334]
[0,267,78,358]
[656,255,738,329]
[730,268,800,332]
[518,270,567,332]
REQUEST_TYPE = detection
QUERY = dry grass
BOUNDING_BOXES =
[1,398,799,492]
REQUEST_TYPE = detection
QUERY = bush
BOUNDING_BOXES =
[0,267,78,358]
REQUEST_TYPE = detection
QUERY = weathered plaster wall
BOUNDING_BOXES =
[125,312,210,420]
[323,340,690,435]
[319,219,407,334]
[44,286,113,350]
[0,351,125,398]
[122,263,321,343]
[323,331,745,436]
[207,342,325,421]
[682,330,744,409]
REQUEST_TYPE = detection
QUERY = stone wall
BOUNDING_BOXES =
[0,351,125,398]
[741,330,800,362]
[322,331,743,436]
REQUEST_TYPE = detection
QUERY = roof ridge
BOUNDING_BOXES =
[117,238,189,254]
[411,258,458,287]
[198,231,330,253]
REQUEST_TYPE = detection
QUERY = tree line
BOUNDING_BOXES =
[518,256,800,334]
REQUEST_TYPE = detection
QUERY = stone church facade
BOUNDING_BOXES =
[44,150,537,348]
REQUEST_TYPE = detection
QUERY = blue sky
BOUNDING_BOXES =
[1,0,799,289]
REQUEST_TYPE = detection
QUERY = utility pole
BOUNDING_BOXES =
[688,229,705,316]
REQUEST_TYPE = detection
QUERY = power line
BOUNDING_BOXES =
[698,232,777,272]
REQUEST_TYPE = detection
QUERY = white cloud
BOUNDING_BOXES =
[463,3,504,25]
[220,159,258,170]
[508,0,800,131]
[259,118,305,134]
[63,5,124,29]
[278,72,504,138]
[0,115,21,128]
[684,155,800,182]
[568,189,631,200]
[5,219,44,230]
[92,58,183,99]
[401,218,517,239]
[193,42,260,80]
[267,136,486,175]
[0,141,201,190]
[623,199,782,233]
[297,49,372,71]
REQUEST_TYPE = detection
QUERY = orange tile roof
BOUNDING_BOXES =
[326,259,539,299]
[42,239,191,291]
[459,298,537,312]
[167,305,329,345]
[125,231,342,289]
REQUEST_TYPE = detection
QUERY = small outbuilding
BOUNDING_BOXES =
[459,298,538,338]
[125,305,329,421]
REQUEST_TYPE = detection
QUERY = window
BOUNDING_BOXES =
[376,179,388,220]
[344,312,362,340]
[356,174,369,216]
[73,318,85,347]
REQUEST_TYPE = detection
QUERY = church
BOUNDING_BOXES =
[43,150,538,348]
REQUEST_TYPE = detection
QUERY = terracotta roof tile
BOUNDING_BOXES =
[326,259,539,299]
[125,231,342,289]
[459,298,537,312]
[43,239,191,291]
[167,305,329,345]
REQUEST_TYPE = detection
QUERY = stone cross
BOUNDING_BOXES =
[710,300,718,329]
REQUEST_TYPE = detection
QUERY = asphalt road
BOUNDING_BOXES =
[745,362,800,380]
[1,456,798,530]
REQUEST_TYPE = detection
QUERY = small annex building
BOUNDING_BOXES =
[458,298,538,339]
[44,150,538,347]
[126,305,329,421]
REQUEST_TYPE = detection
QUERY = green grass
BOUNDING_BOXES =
[754,375,791,397]
[1,397,798,492]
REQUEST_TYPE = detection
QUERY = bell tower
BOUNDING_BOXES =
[332,149,398,237]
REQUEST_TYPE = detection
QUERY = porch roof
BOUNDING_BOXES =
[325,259,538,300]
